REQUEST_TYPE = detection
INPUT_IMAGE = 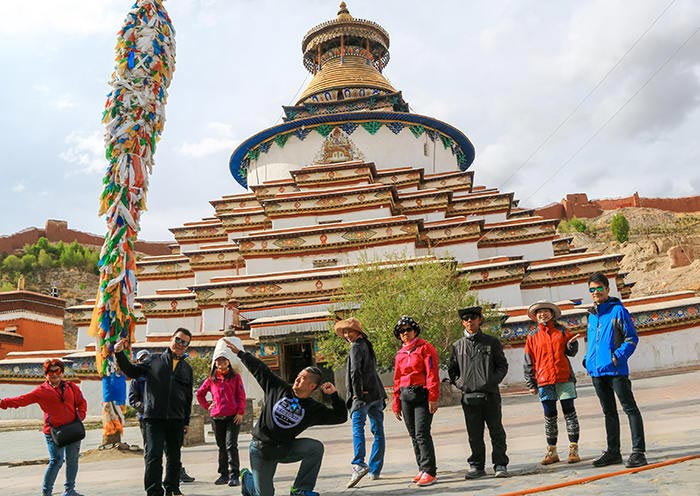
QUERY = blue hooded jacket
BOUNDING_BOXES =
[584,297,639,377]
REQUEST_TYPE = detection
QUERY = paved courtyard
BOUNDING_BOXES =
[1,370,699,495]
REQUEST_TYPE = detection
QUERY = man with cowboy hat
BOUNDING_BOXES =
[448,306,509,480]
[334,317,387,488]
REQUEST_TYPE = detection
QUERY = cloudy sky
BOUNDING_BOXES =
[1,0,698,241]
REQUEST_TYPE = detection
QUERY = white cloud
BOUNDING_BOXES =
[11,182,26,193]
[60,130,106,175]
[51,96,77,110]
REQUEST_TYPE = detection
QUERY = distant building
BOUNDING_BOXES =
[0,291,65,359]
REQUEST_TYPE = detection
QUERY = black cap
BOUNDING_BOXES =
[458,306,482,320]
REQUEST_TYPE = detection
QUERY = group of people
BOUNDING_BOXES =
[0,272,648,496]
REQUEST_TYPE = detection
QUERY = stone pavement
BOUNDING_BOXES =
[1,370,699,495]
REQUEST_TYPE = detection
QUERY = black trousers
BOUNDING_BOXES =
[212,416,241,477]
[592,375,646,453]
[144,419,185,496]
[400,387,437,476]
[461,393,509,469]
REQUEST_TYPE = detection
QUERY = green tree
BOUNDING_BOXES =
[38,249,54,269]
[610,212,630,243]
[569,217,587,233]
[318,255,496,370]
[188,356,213,390]
[20,254,37,272]
[2,255,22,273]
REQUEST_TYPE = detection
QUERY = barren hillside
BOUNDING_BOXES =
[565,207,700,297]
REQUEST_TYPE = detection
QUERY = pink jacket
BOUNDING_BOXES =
[0,381,87,434]
[196,372,246,417]
[392,337,440,414]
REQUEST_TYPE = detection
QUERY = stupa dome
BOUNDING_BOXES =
[297,2,395,104]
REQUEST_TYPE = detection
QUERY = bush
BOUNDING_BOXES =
[569,217,588,233]
[2,255,22,273]
[610,213,630,243]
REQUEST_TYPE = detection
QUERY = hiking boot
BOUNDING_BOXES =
[464,467,486,479]
[567,443,581,463]
[214,474,228,485]
[346,465,370,488]
[412,471,424,483]
[494,465,508,478]
[240,468,255,496]
[592,451,623,467]
[416,472,437,487]
[180,467,195,483]
[625,452,648,468]
[541,445,559,465]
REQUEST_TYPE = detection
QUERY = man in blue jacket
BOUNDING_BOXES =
[584,272,647,468]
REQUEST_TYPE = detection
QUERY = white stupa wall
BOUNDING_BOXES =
[137,277,194,296]
[271,207,392,230]
[201,306,226,332]
[146,315,202,335]
[478,240,554,260]
[521,279,620,306]
[476,284,524,308]
[75,322,147,350]
[194,267,236,285]
[244,240,417,274]
[417,243,480,263]
[247,126,461,187]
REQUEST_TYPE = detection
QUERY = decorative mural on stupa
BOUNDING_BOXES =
[314,127,364,164]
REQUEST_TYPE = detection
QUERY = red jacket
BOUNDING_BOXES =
[392,337,440,414]
[0,381,87,434]
[196,372,246,418]
[524,322,579,389]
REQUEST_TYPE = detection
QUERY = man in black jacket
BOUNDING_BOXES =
[224,341,347,496]
[116,328,193,496]
[334,317,386,488]
[448,306,509,480]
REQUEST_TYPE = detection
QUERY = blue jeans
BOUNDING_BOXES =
[248,437,324,496]
[351,399,385,475]
[592,375,646,453]
[43,434,81,496]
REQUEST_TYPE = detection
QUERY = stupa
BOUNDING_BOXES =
[6,3,695,405]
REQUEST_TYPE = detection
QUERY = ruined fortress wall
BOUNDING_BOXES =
[0,220,171,256]
[536,193,700,220]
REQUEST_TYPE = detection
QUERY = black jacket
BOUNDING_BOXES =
[237,350,347,445]
[117,348,193,424]
[448,331,509,395]
[345,337,386,409]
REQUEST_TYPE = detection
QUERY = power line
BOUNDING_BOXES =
[525,26,699,202]
[498,0,678,192]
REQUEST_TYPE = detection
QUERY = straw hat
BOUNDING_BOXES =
[527,301,562,321]
[334,317,364,338]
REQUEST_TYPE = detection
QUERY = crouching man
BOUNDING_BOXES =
[224,342,347,496]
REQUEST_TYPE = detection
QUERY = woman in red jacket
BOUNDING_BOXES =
[392,316,440,487]
[0,358,87,496]
[524,301,581,465]
[196,346,246,487]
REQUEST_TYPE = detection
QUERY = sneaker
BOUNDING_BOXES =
[494,465,508,478]
[289,487,320,496]
[165,490,183,496]
[412,471,424,483]
[241,468,256,496]
[369,473,380,480]
[416,472,437,487]
[592,451,623,467]
[180,467,195,483]
[214,474,229,485]
[229,475,241,486]
[464,467,486,480]
[625,452,648,468]
[347,465,370,488]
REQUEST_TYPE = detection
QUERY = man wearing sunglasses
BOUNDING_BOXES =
[115,328,194,496]
[584,272,647,469]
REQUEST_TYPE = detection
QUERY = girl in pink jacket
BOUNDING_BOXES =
[197,347,246,487]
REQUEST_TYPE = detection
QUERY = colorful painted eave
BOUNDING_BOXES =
[228,112,476,188]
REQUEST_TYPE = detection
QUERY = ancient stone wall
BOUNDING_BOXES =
[0,220,171,256]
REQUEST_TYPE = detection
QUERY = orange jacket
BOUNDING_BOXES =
[523,322,579,389]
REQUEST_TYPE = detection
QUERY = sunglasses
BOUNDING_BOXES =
[461,315,480,321]
[589,286,606,293]
[398,327,413,334]
[174,336,190,347]
[46,369,62,376]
